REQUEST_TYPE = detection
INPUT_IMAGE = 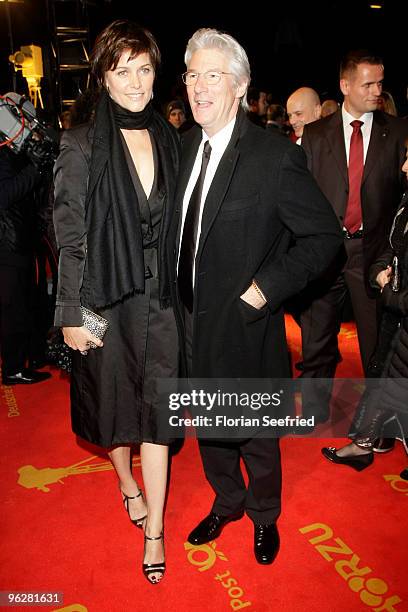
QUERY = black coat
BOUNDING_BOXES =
[168,113,343,378]
[53,120,180,326]
[352,192,408,440]
[369,191,408,419]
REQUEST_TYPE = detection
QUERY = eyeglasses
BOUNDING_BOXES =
[181,71,232,86]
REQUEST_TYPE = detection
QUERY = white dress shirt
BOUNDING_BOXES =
[178,117,236,282]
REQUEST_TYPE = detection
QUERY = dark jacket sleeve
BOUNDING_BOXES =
[371,242,408,316]
[369,247,394,290]
[53,130,88,326]
[254,144,343,310]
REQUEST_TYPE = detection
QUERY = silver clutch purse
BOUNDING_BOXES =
[81,306,109,349]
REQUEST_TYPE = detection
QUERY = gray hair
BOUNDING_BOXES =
[184,28,251,111]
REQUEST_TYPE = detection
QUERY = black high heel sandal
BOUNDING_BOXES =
[143,533,165,584]
[120,488,147,529]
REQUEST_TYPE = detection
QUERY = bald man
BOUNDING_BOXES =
[286,87,321,143]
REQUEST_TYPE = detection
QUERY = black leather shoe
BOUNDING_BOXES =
[321,446,373,471]
[187,511,243,545]
[2,369,52,385]
[254,523,280,565]
[373,438,395,453]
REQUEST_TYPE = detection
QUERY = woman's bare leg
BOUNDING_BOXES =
[108,445,147,522]
[140,442,168,580]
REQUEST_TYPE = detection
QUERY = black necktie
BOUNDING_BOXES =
[178,140,212,312]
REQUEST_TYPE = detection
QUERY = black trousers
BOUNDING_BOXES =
[299,238,379,419]
[183,306,282,524]
[0,263,32,376]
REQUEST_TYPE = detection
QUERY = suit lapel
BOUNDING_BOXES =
[195,113,245,261]
[324,111,348,187]
[196,145,239,259]
[363,112,388,184]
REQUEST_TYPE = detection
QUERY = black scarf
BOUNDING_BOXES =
[84,89,180,310]
[111,95,154,129]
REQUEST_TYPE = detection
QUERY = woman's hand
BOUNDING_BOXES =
[376,266,392,290]
[62,326,103,352]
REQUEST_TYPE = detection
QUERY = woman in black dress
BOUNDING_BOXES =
[53,20,180,583]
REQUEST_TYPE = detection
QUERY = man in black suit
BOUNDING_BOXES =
[168,28,342,564]
[299,50,408,422]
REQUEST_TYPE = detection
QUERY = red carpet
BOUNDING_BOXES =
[1,317,407,611]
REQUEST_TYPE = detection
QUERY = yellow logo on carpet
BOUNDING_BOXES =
[17,455,141,493]
[185,540,228,571]
[383,475,408,495]
[300,523,402,610]
[1,384,20,417]
[184,541,252,609]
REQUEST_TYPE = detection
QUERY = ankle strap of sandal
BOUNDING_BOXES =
[145,533,163,541]
[121,489,142,500]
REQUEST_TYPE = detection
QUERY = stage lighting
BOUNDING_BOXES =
[9,44,44,108]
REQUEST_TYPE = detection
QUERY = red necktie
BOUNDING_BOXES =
[344,120,364,234]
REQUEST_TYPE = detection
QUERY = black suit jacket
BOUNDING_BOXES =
[168,111,343,377]
[301,110,408,290]
[53,120,180,326]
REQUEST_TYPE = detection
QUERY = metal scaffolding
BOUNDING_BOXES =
[46,0,92,115]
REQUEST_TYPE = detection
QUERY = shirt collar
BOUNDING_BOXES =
[201,116,237,153]
[341,104,373,127]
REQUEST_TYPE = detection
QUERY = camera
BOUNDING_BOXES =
[0,92,59,169]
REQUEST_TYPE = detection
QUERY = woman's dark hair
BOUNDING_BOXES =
[68,88,101,126]
[90,20,161,87]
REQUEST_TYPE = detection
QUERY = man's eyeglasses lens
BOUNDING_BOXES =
[182,71,227,85]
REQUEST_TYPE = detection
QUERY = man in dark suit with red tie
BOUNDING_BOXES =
[168,28,342,564]
[300,50,408,423]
